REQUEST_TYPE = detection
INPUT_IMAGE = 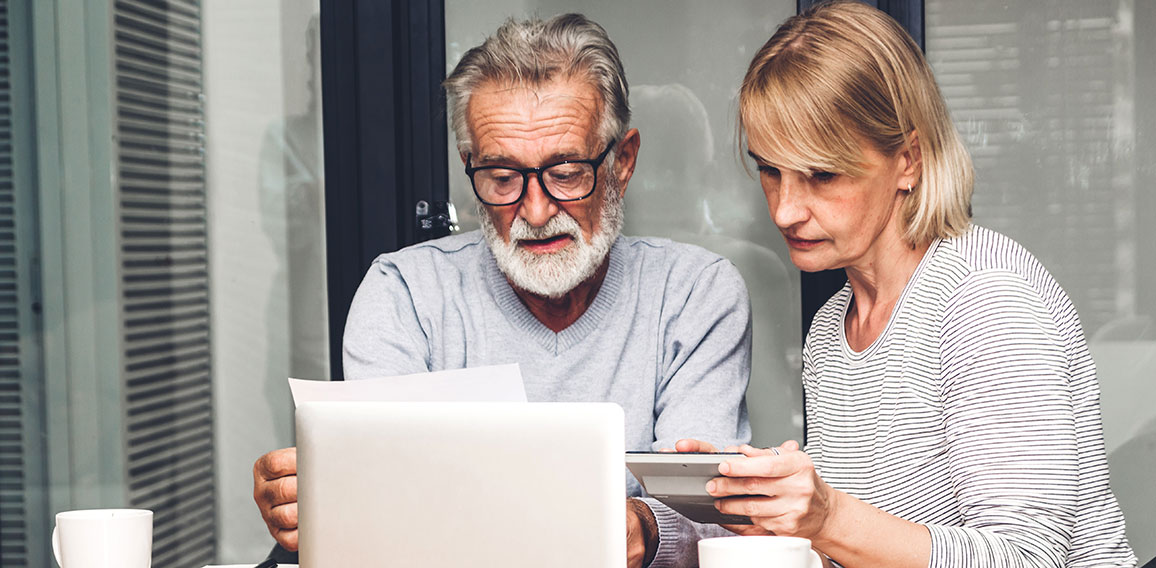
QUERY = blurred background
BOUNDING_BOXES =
[1,0,1151,565]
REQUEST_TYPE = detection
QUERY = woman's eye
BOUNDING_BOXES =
[757,165,780,177]
[811,171,836,182]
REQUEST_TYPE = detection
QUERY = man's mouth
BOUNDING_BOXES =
[517,233,575,254]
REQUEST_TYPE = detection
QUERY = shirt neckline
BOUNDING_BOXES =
[483,238,625,355]
[839,238,943,362]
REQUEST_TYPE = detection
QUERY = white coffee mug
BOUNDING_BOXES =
[52,509,153,568]
[698,535,822,568]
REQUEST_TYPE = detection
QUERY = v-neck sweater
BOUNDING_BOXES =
[343,229,752,505]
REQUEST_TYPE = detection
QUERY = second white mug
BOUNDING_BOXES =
[52,508,153,568]
[698,535,821,568]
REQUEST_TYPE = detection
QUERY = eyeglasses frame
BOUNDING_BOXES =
[464,141,617,206]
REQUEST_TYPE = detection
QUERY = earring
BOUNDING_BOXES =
[905,183,913,192]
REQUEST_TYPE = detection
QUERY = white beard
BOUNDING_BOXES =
[479,181,624,299]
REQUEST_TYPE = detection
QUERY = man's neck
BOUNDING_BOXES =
[510,257,611,333]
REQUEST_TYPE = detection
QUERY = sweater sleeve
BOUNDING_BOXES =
[341,256,434,380]
[652,257,753,451]
[644,498,735,568]
[647,258,753,567]
[929,270,1078,567]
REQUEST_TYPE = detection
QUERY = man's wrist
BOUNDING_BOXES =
[627,498,659,565]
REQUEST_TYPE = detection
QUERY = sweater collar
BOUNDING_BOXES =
[483,237,625,355]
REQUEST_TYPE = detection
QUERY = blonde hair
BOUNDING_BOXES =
[738,0,973,245]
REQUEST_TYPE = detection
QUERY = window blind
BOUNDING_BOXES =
[0,0,29,566]
[113,1,214,566]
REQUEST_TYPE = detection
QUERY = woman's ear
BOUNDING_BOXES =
[899,131,923,189]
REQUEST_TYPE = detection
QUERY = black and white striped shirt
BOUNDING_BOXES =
[804,225,1135,567]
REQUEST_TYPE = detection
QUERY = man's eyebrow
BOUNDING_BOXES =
[476,150,587,166]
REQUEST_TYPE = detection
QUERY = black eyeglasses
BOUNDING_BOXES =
[465,141,616,206]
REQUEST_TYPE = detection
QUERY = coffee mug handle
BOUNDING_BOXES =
[52,525,62,567]
[808,549,822,568]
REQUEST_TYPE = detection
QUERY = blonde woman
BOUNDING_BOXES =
[656,2,1136,566]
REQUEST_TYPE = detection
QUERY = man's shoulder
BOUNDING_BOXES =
[616,235,746,297]
[617,234,730,268]
[372,230,486,269]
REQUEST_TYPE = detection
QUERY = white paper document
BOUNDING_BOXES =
[201,565,298,568]
[288,363,526,406]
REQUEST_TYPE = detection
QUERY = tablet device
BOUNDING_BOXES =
[625,452,753,525]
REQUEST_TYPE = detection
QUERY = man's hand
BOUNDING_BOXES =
[673,438,719,453]
[253,447,299,551]
[626,498,659,568]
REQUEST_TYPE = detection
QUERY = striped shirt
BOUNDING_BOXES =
[804,226,1135,567]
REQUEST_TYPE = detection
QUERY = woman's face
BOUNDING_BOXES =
[747,137,916,273]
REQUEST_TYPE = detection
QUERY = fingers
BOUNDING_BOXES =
[257,473,299,509]
[254,448,301,546]
[719,452,803,478]
[714,495,781,519]
[254,447,298,482]
[275,528,299,551]
[706,473,777,498]
[268,501,298,530]
[674,438,718,453]
[720,524,774,537]
[779,440,801,452]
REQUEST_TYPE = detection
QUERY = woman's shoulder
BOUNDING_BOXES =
[940,225,1046,275]
[937,225,1078,326]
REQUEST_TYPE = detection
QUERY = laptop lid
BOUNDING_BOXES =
[296,402,626,567]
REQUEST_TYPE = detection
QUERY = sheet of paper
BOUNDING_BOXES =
[288,363,526,406]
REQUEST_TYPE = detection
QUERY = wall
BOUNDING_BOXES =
[204,0,327,561]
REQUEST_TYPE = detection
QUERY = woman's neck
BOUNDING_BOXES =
[843,235,930,351]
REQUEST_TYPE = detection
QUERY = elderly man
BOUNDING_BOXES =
[253,13,749,568]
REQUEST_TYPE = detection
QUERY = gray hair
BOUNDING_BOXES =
[444,13,631,154]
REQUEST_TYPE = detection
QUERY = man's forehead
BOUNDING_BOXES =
[466,78,603,161]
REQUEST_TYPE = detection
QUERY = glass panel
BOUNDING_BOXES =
[445,1,802,447]
[926,0,1154,560]
[204,0,328,561]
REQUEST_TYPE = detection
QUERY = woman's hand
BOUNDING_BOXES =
[706,441,837,540]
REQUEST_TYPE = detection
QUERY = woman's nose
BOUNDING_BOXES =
[770,175,809,229]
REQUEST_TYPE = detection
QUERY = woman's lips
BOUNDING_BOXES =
[518,233,574,254]
[784,235,824,250]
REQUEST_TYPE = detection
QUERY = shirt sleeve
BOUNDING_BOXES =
[929,270,1078,567]
[341,256,434,380]
[648,258,754,567]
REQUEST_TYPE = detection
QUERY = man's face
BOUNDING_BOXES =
[466,77,626,298]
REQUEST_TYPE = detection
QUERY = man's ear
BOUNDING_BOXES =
[459,152,469,166]
[613,128,641,198]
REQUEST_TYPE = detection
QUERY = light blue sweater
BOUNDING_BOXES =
[342,230,752,564]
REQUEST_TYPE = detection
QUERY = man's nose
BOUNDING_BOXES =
[517,174,560,227]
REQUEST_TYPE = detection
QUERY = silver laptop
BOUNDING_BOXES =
[296,401,626,567]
